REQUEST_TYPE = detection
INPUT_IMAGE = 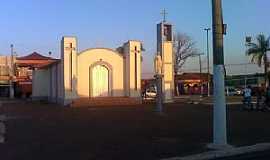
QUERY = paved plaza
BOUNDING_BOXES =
[0,100,270,160]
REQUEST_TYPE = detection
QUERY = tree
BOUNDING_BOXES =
[173,32,198,74]
[246,34,270,85]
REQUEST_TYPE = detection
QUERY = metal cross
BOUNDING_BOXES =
[65,44,76,52]
[161,9,168,22]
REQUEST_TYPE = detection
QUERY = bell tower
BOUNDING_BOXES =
[61,36,78,105]
[157,20,174,103]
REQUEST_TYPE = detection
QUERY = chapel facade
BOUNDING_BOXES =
[32,37,142,105]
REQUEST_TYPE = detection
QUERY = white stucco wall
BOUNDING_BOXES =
[123,41,142,97]
[48,63,62,103]
[61,37,78,104]
[77,48,124,97]
[32,69,50,99]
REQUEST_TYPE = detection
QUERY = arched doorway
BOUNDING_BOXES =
[91,65,109,97]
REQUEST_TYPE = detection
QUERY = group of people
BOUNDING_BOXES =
[243,85,270,111]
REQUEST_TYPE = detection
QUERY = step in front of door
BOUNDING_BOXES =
[71,97,142,107]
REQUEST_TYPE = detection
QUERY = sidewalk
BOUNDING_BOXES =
[174,95,257,105]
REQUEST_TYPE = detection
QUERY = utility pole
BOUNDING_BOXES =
[210,0,228,148]
[204,28,211,96]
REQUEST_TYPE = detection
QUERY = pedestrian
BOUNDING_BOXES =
[243,85,252,110]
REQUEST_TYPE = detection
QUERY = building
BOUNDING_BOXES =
[225,73,265,88]
[0,55,14,97]
[174,73,264,96]
[32,37,143,105]
[1,52,59,98]
[15,52,58,97]
[175,73,212,95]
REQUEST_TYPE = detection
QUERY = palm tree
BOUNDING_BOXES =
[246,34,270,86]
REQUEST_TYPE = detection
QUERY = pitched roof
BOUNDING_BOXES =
[175,73,212,81]
[35,60,60,69]
[16,52,54,60]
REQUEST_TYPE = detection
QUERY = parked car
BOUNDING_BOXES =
[225,87,237,96]
[144,86,157,98]
[235,88,243,96]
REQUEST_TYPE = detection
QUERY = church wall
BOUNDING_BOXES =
[61,37,78,105]
[123,41,142,98]
[57,62,64,103]
[77,49,124,97]
[124,44,130,96]
[32,69,50,100]
[43,62,65,104]
[48,64,59,103]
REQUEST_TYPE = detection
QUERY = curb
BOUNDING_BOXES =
[202,102,244,105]
[191,102,257,105]
[161,143,270,160]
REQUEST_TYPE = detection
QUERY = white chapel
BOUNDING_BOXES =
[32,37,142,105]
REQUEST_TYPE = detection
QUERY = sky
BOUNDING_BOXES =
[0,0,269,77]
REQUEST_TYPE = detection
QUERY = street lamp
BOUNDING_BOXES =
[204,28,211,96]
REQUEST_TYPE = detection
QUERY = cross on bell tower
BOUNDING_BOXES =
[161,9,168,22]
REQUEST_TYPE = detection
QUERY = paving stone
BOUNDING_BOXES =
[0,115,7,121]
[0,135,4,143]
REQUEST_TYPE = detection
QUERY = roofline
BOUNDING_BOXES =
[157,21,174,25]
[15,52,59,60]
[78,48,123,57]
[62,36,77,39]
[126,40,142,43]
[37,60,61,69]
[123,40,143,46]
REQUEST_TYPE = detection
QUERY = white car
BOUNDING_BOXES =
[225,87,237,96]
[145,88,157,98]
[235,89,243,95]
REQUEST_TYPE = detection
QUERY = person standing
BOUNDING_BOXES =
[243,86,252,109]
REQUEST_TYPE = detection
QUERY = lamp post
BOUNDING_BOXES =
[204,28,211,96]
[209,0,228,149]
